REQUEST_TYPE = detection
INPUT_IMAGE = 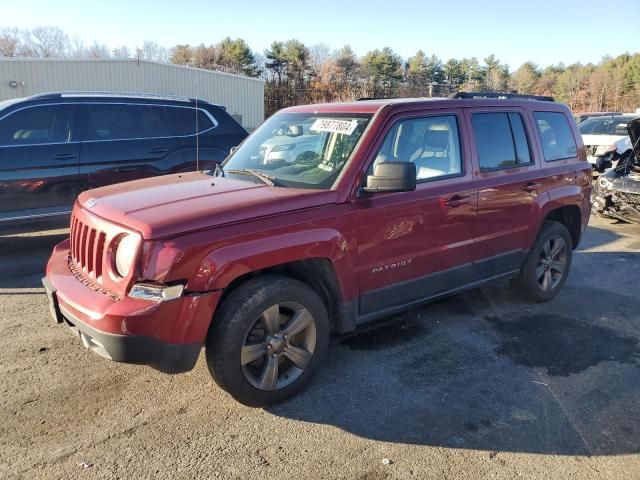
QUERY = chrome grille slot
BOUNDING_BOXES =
[69,213,107,281]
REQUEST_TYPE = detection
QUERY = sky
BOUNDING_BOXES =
[2,0,640,70]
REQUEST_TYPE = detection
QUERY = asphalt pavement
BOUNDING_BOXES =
[0,215,639,479]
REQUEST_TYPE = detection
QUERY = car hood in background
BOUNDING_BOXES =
[77,172,337,239]
[581,134,628,146]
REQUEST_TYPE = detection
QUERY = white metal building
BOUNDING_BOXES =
[0,58,265,129]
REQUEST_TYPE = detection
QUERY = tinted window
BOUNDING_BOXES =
[164,107,216,136]
[509,113,531,164]
[84,104,172,141]
[0,105,74,146]
[373,115,462,181]
[578,116,635,135]
[472,112,531,171]
[534,112,578,161]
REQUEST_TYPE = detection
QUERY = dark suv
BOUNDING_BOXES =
[44,93,591,406]
[0,92,247,228]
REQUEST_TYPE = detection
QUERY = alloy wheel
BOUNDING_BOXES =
[241,301,317,391]
[536,236,568,292]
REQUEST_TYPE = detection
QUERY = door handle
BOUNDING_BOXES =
[522,182,542,193]
[53,153,77,160]
[444,194,471,208]
[148,147,168,154]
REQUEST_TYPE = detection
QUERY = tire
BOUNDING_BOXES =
[514,220,573,303]
[206,275,330,407]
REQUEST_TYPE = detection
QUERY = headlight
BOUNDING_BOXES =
[129,282,185,302]
[595,145,617,156]
[114,234,139,277]
[598,176,613,190]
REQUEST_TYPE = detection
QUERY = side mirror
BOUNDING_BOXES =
[364,162,416,193]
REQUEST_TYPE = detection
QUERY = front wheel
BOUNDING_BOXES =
[206,275,330,407]
[514,221,573,302]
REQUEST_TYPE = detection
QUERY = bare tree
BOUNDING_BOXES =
[24,26,70,57]
[69,35,87,57]
[308,43,330,72]
[0,27,20,57]
[112,46,132,58]
[139,41,169,62]
[87,41,110,59]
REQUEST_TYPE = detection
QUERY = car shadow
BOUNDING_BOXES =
[0,230,68,289]
[268,250,640,456]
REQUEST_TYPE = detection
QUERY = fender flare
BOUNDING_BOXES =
[188,228,356,299]
[526,184,586,247]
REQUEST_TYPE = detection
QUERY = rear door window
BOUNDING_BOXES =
[83,103,172,141]
[0,105,75,146]
[472,112,532,171]
[533,112,578,161]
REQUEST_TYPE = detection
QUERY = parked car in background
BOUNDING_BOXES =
[0,92,247,229]
[574,111,621,124]
[592,118,640,223]
[578,114,638,174]
[43,93,591,406]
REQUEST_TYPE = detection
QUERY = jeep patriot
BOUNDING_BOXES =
[43,93,592,406]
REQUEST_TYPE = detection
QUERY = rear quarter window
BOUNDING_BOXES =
[163,106,216,136]
[533,112,578,161]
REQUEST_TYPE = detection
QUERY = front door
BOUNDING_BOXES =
[354,111,478,319]
[0,103,80,220]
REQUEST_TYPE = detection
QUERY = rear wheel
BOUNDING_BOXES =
[515,221,573,302]
[206,275,329,407]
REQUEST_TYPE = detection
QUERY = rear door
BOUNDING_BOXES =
[354,110,478,320]
[0,103,80,220]
[466,108,545,277]
[79,102,185,188]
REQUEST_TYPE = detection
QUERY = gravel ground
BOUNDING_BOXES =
[0,215,639,479]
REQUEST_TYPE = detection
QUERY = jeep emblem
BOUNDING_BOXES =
[85,198,97,208]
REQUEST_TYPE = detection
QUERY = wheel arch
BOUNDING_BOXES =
[541,204,583,249]
[190,228,358,334]
[218,258,345,333]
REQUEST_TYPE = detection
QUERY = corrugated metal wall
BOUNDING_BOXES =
[0,58,265,129]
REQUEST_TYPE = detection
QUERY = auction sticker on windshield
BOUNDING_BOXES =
[310,118,358,135]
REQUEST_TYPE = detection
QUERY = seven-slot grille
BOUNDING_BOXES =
[70,214,107,281]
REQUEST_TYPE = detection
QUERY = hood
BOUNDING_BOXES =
[77,172,337,239]
[581,134,628,146]
[629,118,640,160]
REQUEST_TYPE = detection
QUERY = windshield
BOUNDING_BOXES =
[578,116,636,135]
[219,112,372,189]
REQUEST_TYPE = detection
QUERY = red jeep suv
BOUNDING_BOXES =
[43,93,592,406]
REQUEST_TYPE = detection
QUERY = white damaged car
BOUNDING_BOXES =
[579,115,638,174]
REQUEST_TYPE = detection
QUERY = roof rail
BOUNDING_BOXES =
[26,91,219,105]
[449,91,555,102]
[356,97,395,101]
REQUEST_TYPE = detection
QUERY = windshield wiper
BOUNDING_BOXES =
[226,169,281,187]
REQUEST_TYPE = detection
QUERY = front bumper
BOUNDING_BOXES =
[43,239,222,373]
